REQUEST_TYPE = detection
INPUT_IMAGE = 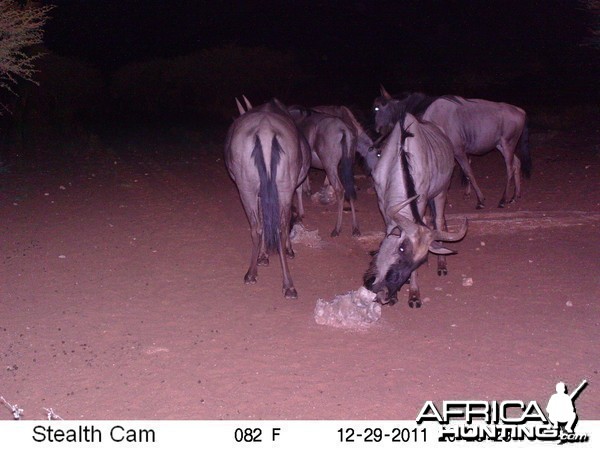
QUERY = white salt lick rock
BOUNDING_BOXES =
[314,287,381,330]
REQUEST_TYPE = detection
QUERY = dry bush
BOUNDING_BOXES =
[0,0,53,112]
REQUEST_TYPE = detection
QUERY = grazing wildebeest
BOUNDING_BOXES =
[364,112,467,308]
[288,106,360,237]
[311,105,378,174]
[225,98,310,299]
[373,87,531,209]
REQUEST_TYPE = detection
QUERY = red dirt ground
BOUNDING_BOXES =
[1,126,598,420]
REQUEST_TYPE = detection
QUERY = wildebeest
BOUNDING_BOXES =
[311,105,378,174]
[225,98,310,299]
[364,112,467,308]
[373,87,531,209]
[288,106,360,237]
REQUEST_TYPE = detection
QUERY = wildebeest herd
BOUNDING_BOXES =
[224,87,531,306]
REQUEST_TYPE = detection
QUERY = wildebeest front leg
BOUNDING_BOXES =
[433,195,448,276]
[429,195,449,275]
[408,270,421,308]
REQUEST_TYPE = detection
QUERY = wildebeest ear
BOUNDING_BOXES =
[388,226,402,237]
[235,97,246,116]
[428,240,456,255]
[380,85,392,100]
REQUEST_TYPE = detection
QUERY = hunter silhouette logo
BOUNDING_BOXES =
[416,379,590,443]
[546,379,587,435]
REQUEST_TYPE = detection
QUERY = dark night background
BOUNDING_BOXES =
[2,0,599,163]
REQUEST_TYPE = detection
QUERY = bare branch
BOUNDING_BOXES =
[580,0,600,48]
[0,0,53,99]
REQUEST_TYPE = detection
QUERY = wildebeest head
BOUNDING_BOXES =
[356,130,379,175]
[364,197,467,304]
[373,85,400,135]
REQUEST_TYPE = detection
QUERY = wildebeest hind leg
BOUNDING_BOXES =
[349,198,360,236]
[329,178,344,237]
[254,199,269,266]
[296,184,306,220]
[282,207,295,259]
[510,156,522,203]
[498,144,516,208]
[455,151,485,209]
[277,232,297,299]
[244,221,261,284]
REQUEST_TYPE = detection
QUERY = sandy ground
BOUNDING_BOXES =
[1,126,598,420]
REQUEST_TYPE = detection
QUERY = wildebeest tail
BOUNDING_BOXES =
[338,132,357,201]
[251,134,282,253]
[517,118,532,179]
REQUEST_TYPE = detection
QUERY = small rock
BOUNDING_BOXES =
[565,301,573,307]
[462,277,473,287]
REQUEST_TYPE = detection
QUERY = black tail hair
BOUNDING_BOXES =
[251,134,282,253]
[338,132,357,201]
[516,119,532,179]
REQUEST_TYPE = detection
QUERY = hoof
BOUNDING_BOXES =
[244,273,257,284]
[497,201,505,208]
[284,287,298,299]
[438,267,448,276]
[408,298,422,308]
[476,202,485,210]
[286,249,295,259]
[330,229,340,237]
[352,228,361,237]
[257,255,269,266]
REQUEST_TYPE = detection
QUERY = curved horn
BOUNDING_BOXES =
[432,218,468,242]
[380,85,392,100]
[428,240,456,255]
[387,195,419,236]
[242,95,252,111]
[235,97,246,115]
[388,195,419,218]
